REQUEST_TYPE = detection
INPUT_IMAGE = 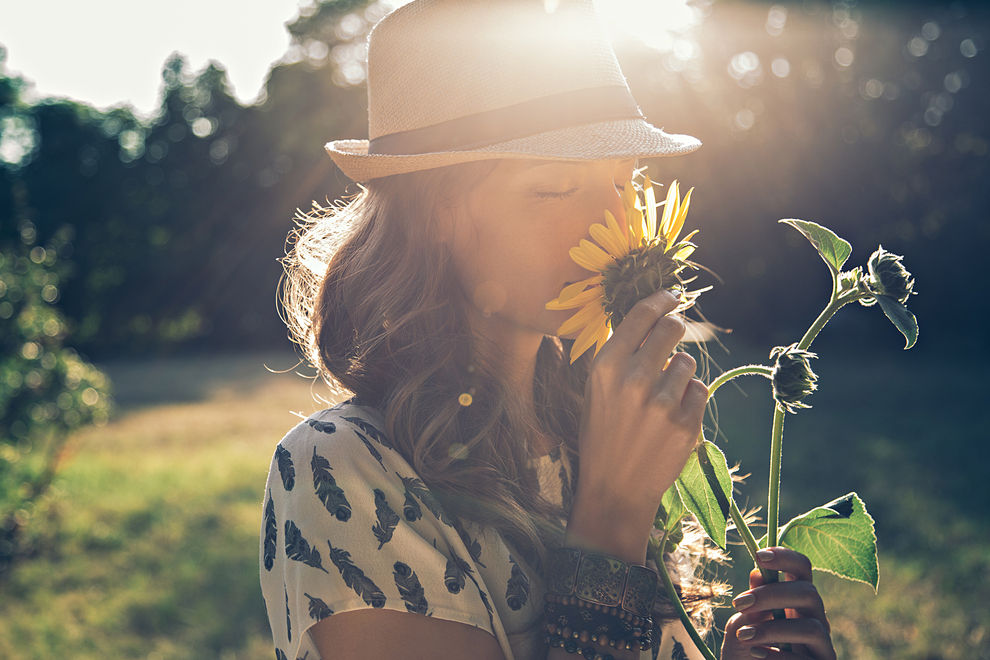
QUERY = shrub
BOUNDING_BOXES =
[0,227,111,569]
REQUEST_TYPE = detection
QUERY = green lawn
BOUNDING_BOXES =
[1,346,987,659]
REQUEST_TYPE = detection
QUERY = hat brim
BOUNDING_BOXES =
[325,118,701,182]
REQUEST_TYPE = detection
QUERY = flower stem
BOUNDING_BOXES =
[762,291,860,641]
[766,408,785,550]
[797,291,858,350]
[650,533,719,660]
[727,498,760,562]
[707,364,772,398]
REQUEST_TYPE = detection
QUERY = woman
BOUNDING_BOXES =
[261,1,837,659]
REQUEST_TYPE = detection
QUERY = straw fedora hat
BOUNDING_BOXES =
[325,0,701,182]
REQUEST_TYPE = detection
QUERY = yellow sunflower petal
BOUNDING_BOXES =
[545,284,604,310]
[660,179,680,238]
[589,222,628,259]
[570,313,605,363]
[667,186,694,245]
[673,244,696,261]
[604,209,631,252]
[622,184,638,215]
[556,301,605,337]
[593,323,611,355]
[644,175,657,240]
[569,242,611,272]
[550,275,603,305]
[628,206,645,246]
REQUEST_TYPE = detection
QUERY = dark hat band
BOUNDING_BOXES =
[368,86,644,156]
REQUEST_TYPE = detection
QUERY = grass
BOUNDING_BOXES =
[0,351,337,660]
[0,345,987,659]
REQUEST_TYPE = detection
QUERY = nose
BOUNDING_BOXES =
[601,177,629,230]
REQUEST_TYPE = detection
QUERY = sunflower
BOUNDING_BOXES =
[546,177,707,363]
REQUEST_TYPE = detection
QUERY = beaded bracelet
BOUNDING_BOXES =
[544,547,662,655]
[545,631,616,660]
[544,599,654,652]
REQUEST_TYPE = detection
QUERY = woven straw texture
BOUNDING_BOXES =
[325,0,702,181]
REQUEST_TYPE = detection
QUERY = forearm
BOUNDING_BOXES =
[546,493,655,660]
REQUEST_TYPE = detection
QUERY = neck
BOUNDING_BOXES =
[467,311,552,450]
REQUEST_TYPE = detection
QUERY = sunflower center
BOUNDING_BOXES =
[601,240,680,326]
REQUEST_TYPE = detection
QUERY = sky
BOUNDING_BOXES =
[0,0,308,117]
[0,0,701,118]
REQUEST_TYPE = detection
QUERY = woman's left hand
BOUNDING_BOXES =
[720,547,836,660]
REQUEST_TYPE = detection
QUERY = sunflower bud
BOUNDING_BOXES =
[769,343,819,414]
[837,266,864,293]
[866,245,915,304]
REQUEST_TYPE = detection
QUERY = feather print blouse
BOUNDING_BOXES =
[259,402,705,660]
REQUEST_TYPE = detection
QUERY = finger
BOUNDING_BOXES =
[680,378,709,420]
[634,313,687,369]
[601,289,680,360]
[756,548,814,583]
[733,618,835,660]
[732,581,826,625]
[651,350,696,403]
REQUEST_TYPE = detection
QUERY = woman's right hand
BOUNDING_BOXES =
[565,288,708,563]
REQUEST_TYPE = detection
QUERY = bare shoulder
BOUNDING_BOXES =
[309,608,506,660]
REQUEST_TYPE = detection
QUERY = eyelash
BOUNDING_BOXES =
[535,183,624,199]
[535,187,578,199]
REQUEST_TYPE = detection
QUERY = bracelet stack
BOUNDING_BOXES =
[543,547,660,658]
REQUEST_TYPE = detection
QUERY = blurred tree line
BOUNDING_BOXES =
[0,0,987,360]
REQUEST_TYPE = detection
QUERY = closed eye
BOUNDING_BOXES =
[535,187,578,199]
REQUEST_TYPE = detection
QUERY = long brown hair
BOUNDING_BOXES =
[279,161,728,630]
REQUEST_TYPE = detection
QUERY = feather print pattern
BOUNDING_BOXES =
[505,555,530,610]
[304,592,334,622]
[392,561,430,615]
[353,430,386,471]
[311,447,352,521]
[443,551,472,594]
[441,538,494,631]
[284,519,329,573]
[275,445,295,491]
[263,490,277,571]
[401,486,422,522]
[284,583,292,643]
[275,649,288,660]
[452,519,485,568]
[306,419,336,434]
[396,473,460,527]
[371,488,400,549]
[672,639,689,660]
[341,415,388,446]
[327,541,387,608]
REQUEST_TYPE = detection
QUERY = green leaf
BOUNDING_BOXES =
[875,295,918,349]
[656,483,686,531]
[675,441,732,549]
[655,484,686,552]
[779,219,853,276]
[776,493,879,591]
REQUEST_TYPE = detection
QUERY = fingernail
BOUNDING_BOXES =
[736,626,756,641]
[732,593,755,611]
[756,549,774,563]
[750,648,768,658]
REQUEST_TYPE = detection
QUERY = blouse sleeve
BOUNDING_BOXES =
[259,407,498,659]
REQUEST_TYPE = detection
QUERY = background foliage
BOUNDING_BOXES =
[0,0,987,658]
[0,0,987,357]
